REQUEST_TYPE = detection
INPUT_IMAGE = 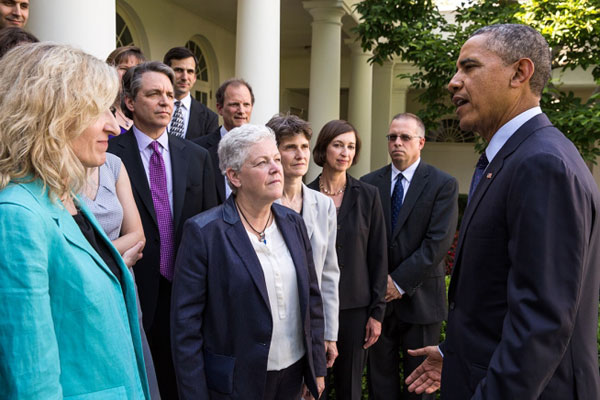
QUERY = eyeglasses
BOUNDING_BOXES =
[386,133,423,142]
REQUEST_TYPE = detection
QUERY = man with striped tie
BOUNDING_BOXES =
[163,46,218,140]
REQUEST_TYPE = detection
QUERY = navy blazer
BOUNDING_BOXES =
[171,196,327,399]
[441,113,600,399]
[108,129,218,329]
[361,162,458,325]
[185,98,219,140]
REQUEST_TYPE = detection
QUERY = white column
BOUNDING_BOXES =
[346,39,373,178]
[370,61,395,171]
[303,1,345,182]
[235,0,280,125]
[27,0,115,60]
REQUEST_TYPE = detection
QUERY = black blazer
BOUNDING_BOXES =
[185,98,219,140]
[308,174,387,322]
[440,113,600,399]
[361,162,458,324]
[171,197,327,399]
[108,129,218,329]
[193,126,225,204]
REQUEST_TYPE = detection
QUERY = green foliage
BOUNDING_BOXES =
[354,0,600,162]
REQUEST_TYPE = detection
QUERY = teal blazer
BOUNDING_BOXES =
[0,180,150,399]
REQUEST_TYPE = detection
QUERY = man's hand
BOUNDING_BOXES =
[363,317,381,349]
[385,274,402,302]
[325,340,338,368]
[121,241,144,268]
[405,346,443,394]
[301,376,325,399]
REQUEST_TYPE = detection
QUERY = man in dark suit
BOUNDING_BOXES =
[193,78,254,203]
[406,24,600,399]
[163,46,219,139]
[361,113,458,400]
[108,61,217,399]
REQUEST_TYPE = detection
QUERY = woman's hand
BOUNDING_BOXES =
[121,241,144,267]
[363,317,382,349]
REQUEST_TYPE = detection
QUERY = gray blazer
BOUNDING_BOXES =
[277,184,340,341]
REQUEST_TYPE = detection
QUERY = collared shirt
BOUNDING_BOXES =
[390,158,421,296]
[168,93,192,138]
[247,221,305,371]
[485,106,542,164]
[390,158,421,202]
[133,126,174,214]
[220,125,233,199]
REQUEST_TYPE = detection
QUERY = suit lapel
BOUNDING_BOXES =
[222,198,271,310]
[392,163,428,239]
[337,174,360,223]
[186,100,200,139]
[206,129,225,202]
[450,113,551,295]
[274,207,309,321]
[301,184,317,239]
[169,135,189,231]
[373,166,392,238]
[117,130,157,226]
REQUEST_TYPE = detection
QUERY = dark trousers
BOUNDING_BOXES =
[147,276,178,400]
[367,302,442,400]
[330,307,369,400]
[263,357,304,400]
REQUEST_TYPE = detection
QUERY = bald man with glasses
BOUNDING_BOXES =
[361,113,458,400]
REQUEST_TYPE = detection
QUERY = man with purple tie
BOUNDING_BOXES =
[108,61,217,399]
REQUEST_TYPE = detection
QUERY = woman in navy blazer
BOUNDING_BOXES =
[0,43,149,399]
[171,124,326,399]
[308,120,388,400]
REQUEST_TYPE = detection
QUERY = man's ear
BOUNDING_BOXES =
[124,95,135,113]
[510,58,535,89]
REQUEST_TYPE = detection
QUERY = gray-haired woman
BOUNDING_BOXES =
[171,124,326,400]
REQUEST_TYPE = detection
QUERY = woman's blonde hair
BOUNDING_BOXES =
[0,42,119,200]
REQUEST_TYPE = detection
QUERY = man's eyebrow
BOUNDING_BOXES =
[458,57,479,67]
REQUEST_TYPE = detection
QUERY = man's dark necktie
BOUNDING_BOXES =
[391,173,404,230]
[468,153,489,203]
[170,101,185,138]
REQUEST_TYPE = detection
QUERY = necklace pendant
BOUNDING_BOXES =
[259,232,266,244]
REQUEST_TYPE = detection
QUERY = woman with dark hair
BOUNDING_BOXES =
[0,26,37,58]
[308,119,388,400]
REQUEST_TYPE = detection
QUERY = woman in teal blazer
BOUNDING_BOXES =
[0,43,149,399]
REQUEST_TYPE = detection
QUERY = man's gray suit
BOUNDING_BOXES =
[362,161,458,399]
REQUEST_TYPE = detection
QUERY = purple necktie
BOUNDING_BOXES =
[149,141,175,281]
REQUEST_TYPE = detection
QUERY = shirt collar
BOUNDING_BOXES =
[177,93,192,110]
[133,125,170,153]
[485,106,542,163]
[391,157,420,183]
[220,125,228,138]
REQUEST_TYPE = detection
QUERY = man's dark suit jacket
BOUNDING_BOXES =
[171,197,327,399]
[361,162,458,325]
[193,126,226,203]
[307,174,387,322]
[440,113,600,399]
[107,129,218,329]
[185,98,219,140]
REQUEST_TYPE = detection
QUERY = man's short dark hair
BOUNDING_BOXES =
[471,24,551,97]
[266,113,313,144]
[121,61,175,119]
[163,46,198,70]
[313,119,361,167]
[0,27,38,59]
[215,78,255,107]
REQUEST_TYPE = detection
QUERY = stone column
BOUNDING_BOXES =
[370,61,395,171]
[303,0,345,181]
[235,0,280,125]
[28,0,116,60]
[346,39,373,178]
